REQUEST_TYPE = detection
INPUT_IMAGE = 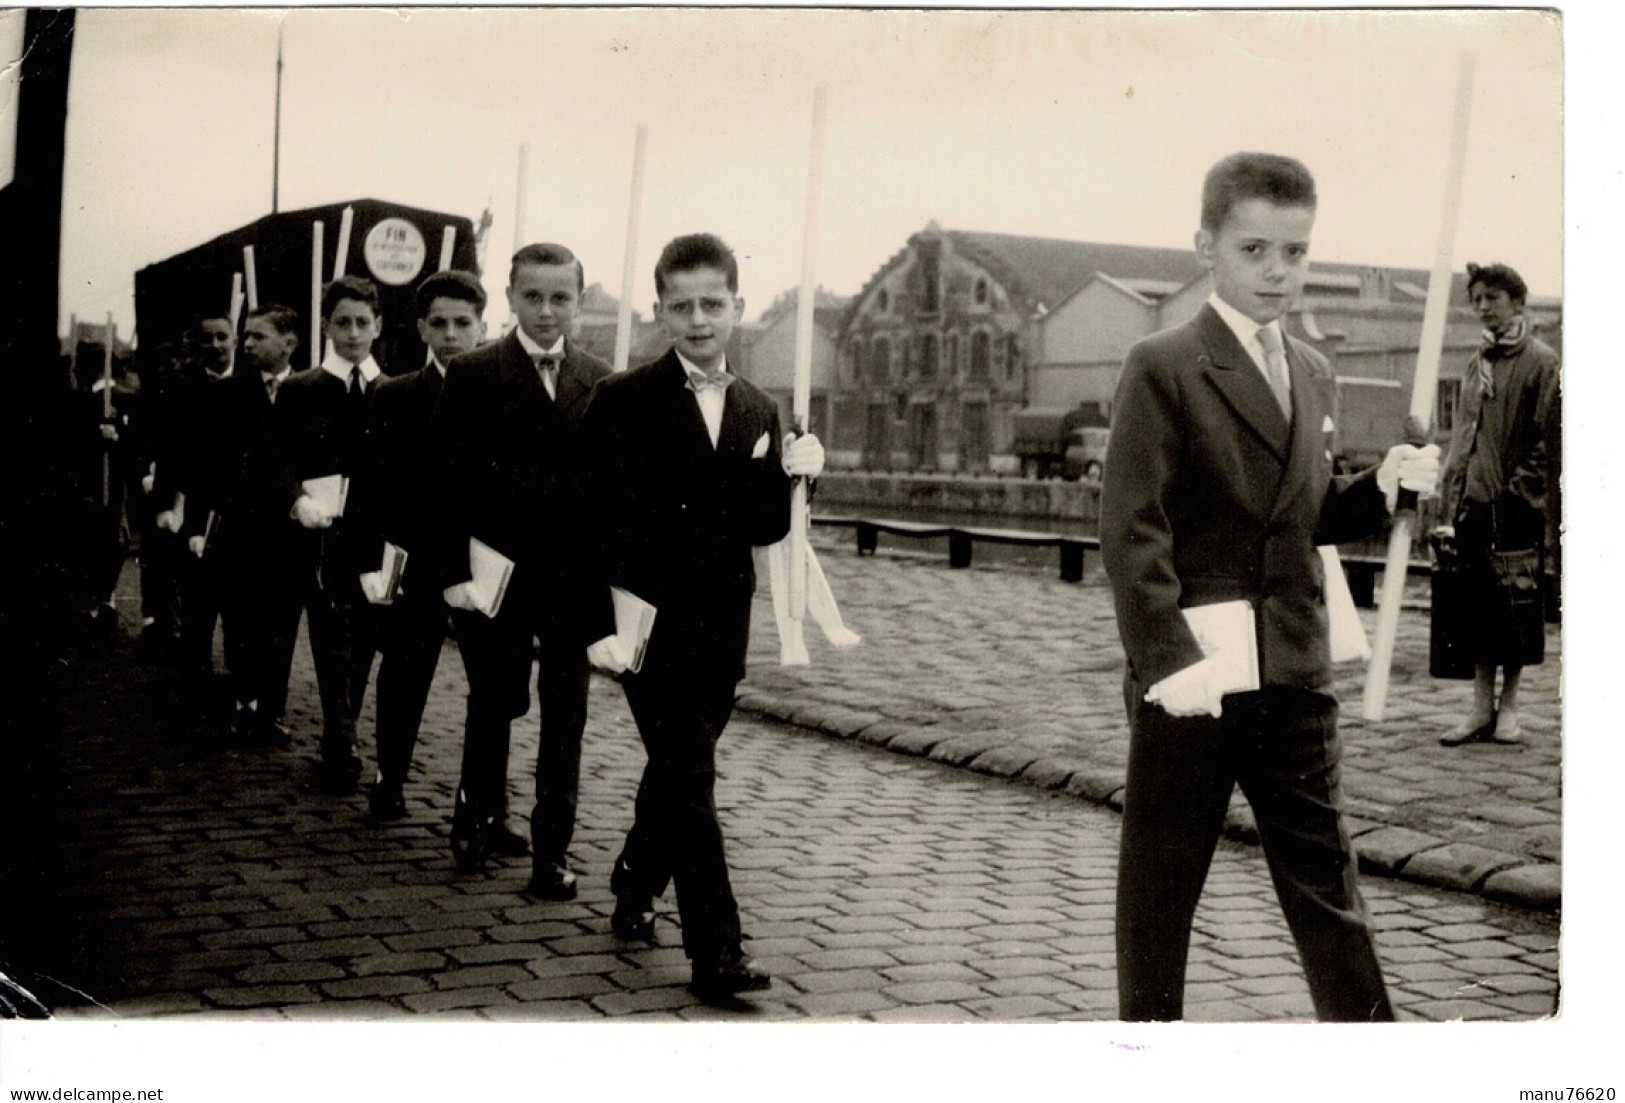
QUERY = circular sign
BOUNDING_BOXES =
[362,217,427,286]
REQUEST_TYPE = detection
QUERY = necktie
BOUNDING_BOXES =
[1256,326,1292,418]
[534,354,559,398]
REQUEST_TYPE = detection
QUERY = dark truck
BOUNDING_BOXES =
[1012,402,1110,481]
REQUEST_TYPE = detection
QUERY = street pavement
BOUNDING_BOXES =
[40,549,1559,1023]
[742,530,1562,910]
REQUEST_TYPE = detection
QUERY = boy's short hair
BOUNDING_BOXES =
[321,275,382,320]
[188,311,232,333]
[248,304,301,336]
[655,233,738,296]
[1200,152,1317,233]
[1466,262,1528,307]
[414,270,488,318]
[509,243,584,292]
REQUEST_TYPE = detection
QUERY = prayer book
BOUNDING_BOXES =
[380,541,408,604]
[1181,600,1261,695]
[610,587,658,674]
[301,473,349,518]
[469,537,514,619]
[1318,546,1371,663]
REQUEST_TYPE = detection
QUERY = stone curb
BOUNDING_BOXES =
[730,688,1560,914]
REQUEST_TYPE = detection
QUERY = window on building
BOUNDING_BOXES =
[872,337,891,384]
[850,340,864,385]
[894,392,908,424]
[877,288,890,314]
[970,330,991,382]
[920,334,939,382]
[1005,335,1021,382]
[947,333,959,377]
[918,240,941,314]
[974,278,988,306]
[1437,378,1461,433]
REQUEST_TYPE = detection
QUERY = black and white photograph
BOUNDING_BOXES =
[0,1,1610,1097]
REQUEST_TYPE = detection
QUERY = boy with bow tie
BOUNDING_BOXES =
[581,233,825,1003]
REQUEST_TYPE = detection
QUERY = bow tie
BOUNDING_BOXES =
[533,354,562,373]
[685,367,733,395]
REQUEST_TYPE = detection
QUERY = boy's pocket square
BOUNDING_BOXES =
[1322,415,1336,432]
[751,432,770,459]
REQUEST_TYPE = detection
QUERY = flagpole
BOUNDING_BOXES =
[613,125,648,374]
[310,220,324,370]
[1363,55,1476,722]
[512,143,530,255]
[242,245,259,311]
[101,313,115,506]
[788,86,828,625]
[271,20,284,214]
[439,226,456,272]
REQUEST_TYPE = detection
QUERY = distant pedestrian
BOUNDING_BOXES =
[1434,262,1559,747]
[1100,151,1439,1021]
[581,233,825,1003]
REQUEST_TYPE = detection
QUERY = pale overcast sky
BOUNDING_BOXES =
[59,6,1563,335]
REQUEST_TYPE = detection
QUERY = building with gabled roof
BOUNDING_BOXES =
[832,223,1561,473]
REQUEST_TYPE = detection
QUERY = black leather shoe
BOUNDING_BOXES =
[450,795,495,873]
[690,948,771,1002]
[524,862,578,901]
[314,756,362,795]
[489,824,531,859]
[367,782,407,822]
[611,895,657,941]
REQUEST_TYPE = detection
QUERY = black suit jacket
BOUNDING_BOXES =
[354,363,444,584]
[581,350,791,683]
[1100,304,1388,692]
[183,368,281,548]
[264,366,379,575]
[430,332,613,641]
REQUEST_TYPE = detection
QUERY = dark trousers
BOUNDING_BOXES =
[1115,684,1393,1022]
[220,541,301,723]
[452,607,589,864]
[178,546,225,681]
[372,584,449,790]
[302,565,377,767]
[139,519,183,633]
[614,668,741,962]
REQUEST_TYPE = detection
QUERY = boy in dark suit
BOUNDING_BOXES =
[581,233,825,1002]
[1100,152,1438,1021]
[429,244,612,892]
[357,270,487,821]
[265,276,387,794]
[185,305,296,745]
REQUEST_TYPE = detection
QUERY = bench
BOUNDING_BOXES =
[811,515,1096,583]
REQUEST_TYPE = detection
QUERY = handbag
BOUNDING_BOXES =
[1429,532,1477,680]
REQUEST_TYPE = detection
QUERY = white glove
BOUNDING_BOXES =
[1377,443,1440,511]
[359,571,391,605]
[156,510,181,533]
[187,535,207,558]
[587,635,631,674]
[99,424,119,442]
[442,582,481,612]
[141,473,156,495]
[1145,659,1225,719]
[291,493,335,530]
[782,432,826,479]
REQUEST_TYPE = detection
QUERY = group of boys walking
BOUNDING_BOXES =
[126,148,1542,1023]
[143,232,825,1002]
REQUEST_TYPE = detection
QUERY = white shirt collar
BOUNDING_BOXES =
[320,351,382,384]
[1207,292,1281,372]
[675,349,730,383]
[426,351,448,376]
[513,326,564,362]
